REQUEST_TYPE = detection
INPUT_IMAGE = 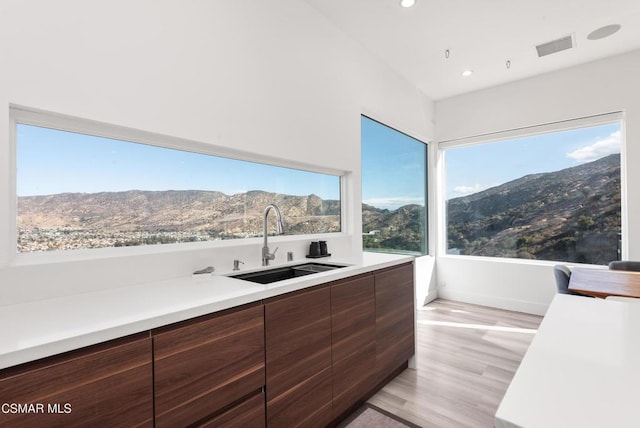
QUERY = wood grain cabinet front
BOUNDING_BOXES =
[265,286,333,428]
[375,262,415,382]
[153,303,265,428]
[198,391,265,428]
[0,262,415,428]
[330,274,376,419]
[0,335,153,428]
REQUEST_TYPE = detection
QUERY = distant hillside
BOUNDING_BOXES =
[18,154,621,261]
[17,190,340,251]
[362,203,426,253]
[447,154,621,264]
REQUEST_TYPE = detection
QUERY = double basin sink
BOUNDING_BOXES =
[230,262,345,284]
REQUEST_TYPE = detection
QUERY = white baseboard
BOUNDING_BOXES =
[437,288,549,316]
[419,289,438,307]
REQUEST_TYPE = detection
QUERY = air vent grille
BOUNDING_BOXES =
[536,35,574,57]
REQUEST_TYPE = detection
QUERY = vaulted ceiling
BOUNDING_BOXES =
[303,0,640,100]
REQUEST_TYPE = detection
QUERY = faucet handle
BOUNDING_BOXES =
[193,266,215,275]
[265,247,279,262]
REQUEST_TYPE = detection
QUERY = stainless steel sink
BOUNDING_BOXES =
[230,262,345,284]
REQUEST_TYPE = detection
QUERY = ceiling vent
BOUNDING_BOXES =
[536,35,574,57]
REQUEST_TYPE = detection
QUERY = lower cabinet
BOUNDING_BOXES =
[265,286,333,427]
[375,262,416,381]
[153,303,265,427]
[331,274,376,419]
[264,262,415,426]
[0,334,153,428]
[0,262,414,428]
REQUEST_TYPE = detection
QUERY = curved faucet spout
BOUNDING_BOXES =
[262,204,285,266]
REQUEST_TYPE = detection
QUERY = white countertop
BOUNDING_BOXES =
[495,294,640,428]
[0,252,412,370]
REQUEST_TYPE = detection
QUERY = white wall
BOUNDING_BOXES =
[0,0,434,305]
[435,49,640,315]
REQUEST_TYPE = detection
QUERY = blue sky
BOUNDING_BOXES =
[16,124,340,200]
[361,117,621,209]
[362,116,427,210]
[18,120,621,209]
[445,122,621,199]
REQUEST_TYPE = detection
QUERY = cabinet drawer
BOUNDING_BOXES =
[199,392,265,428]
[331,274,376,418]
[154,304,265,427]
[375,263,415,380]
[265,286,332,427]
[0,335,153,428]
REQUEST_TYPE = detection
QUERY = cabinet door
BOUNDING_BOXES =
[0,335,153,428]
[153,304,264,428]
[375,262,415,381]
[331,274,376,419]
[265,286,332,428]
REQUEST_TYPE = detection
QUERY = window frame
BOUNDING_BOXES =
[360,114,430,256]
[437,111,627,265]
[9,105,348,265]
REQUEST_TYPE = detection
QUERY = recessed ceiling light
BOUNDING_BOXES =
[587,24,621,41]
[400,0,416,8]
[462,70,473,77]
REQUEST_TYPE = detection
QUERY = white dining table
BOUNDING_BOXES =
[495,293,640,428]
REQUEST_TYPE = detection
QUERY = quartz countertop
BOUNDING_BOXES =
[495,294,640,428]
[0,252,413,370]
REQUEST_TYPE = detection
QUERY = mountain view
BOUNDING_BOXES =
[17,190,340,252]
[447,153,621,265]
[18,154,621,263]
[362,204,426,254]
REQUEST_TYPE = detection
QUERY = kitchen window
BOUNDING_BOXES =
[361,115,428,255]
[13,108,342,254]
[443,114,623,265]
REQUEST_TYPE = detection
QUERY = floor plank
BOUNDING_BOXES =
[367,299,543,428]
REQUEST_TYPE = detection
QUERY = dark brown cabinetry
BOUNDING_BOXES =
[265,286,333,427]
[0,335,153,428]
[0,261,414,428]
[264,263,414,426]
[331,274,376,419]
[153,303,265,427]
[375,262,415,381]
[199,392,265,428]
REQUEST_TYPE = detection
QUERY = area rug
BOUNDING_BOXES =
[338,403,421,428]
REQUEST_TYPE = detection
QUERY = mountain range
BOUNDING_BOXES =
[17,153,621,263]
[17,190,340,251]
[362,204,426,253]
[447,153,621,264]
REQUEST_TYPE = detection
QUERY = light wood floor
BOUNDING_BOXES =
[368,299,543,428]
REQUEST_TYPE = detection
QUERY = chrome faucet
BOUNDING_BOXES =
[262,204,285,266]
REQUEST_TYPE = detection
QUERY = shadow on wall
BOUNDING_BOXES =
[415,255,436,306]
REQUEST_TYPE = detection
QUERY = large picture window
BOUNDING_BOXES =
[444,117,622,265]
[361,115,428,255]
[15,118,341,253]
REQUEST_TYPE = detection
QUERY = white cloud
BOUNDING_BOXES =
[363,196,424,210]
[451,184,490,197]
[566,130,621,163]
